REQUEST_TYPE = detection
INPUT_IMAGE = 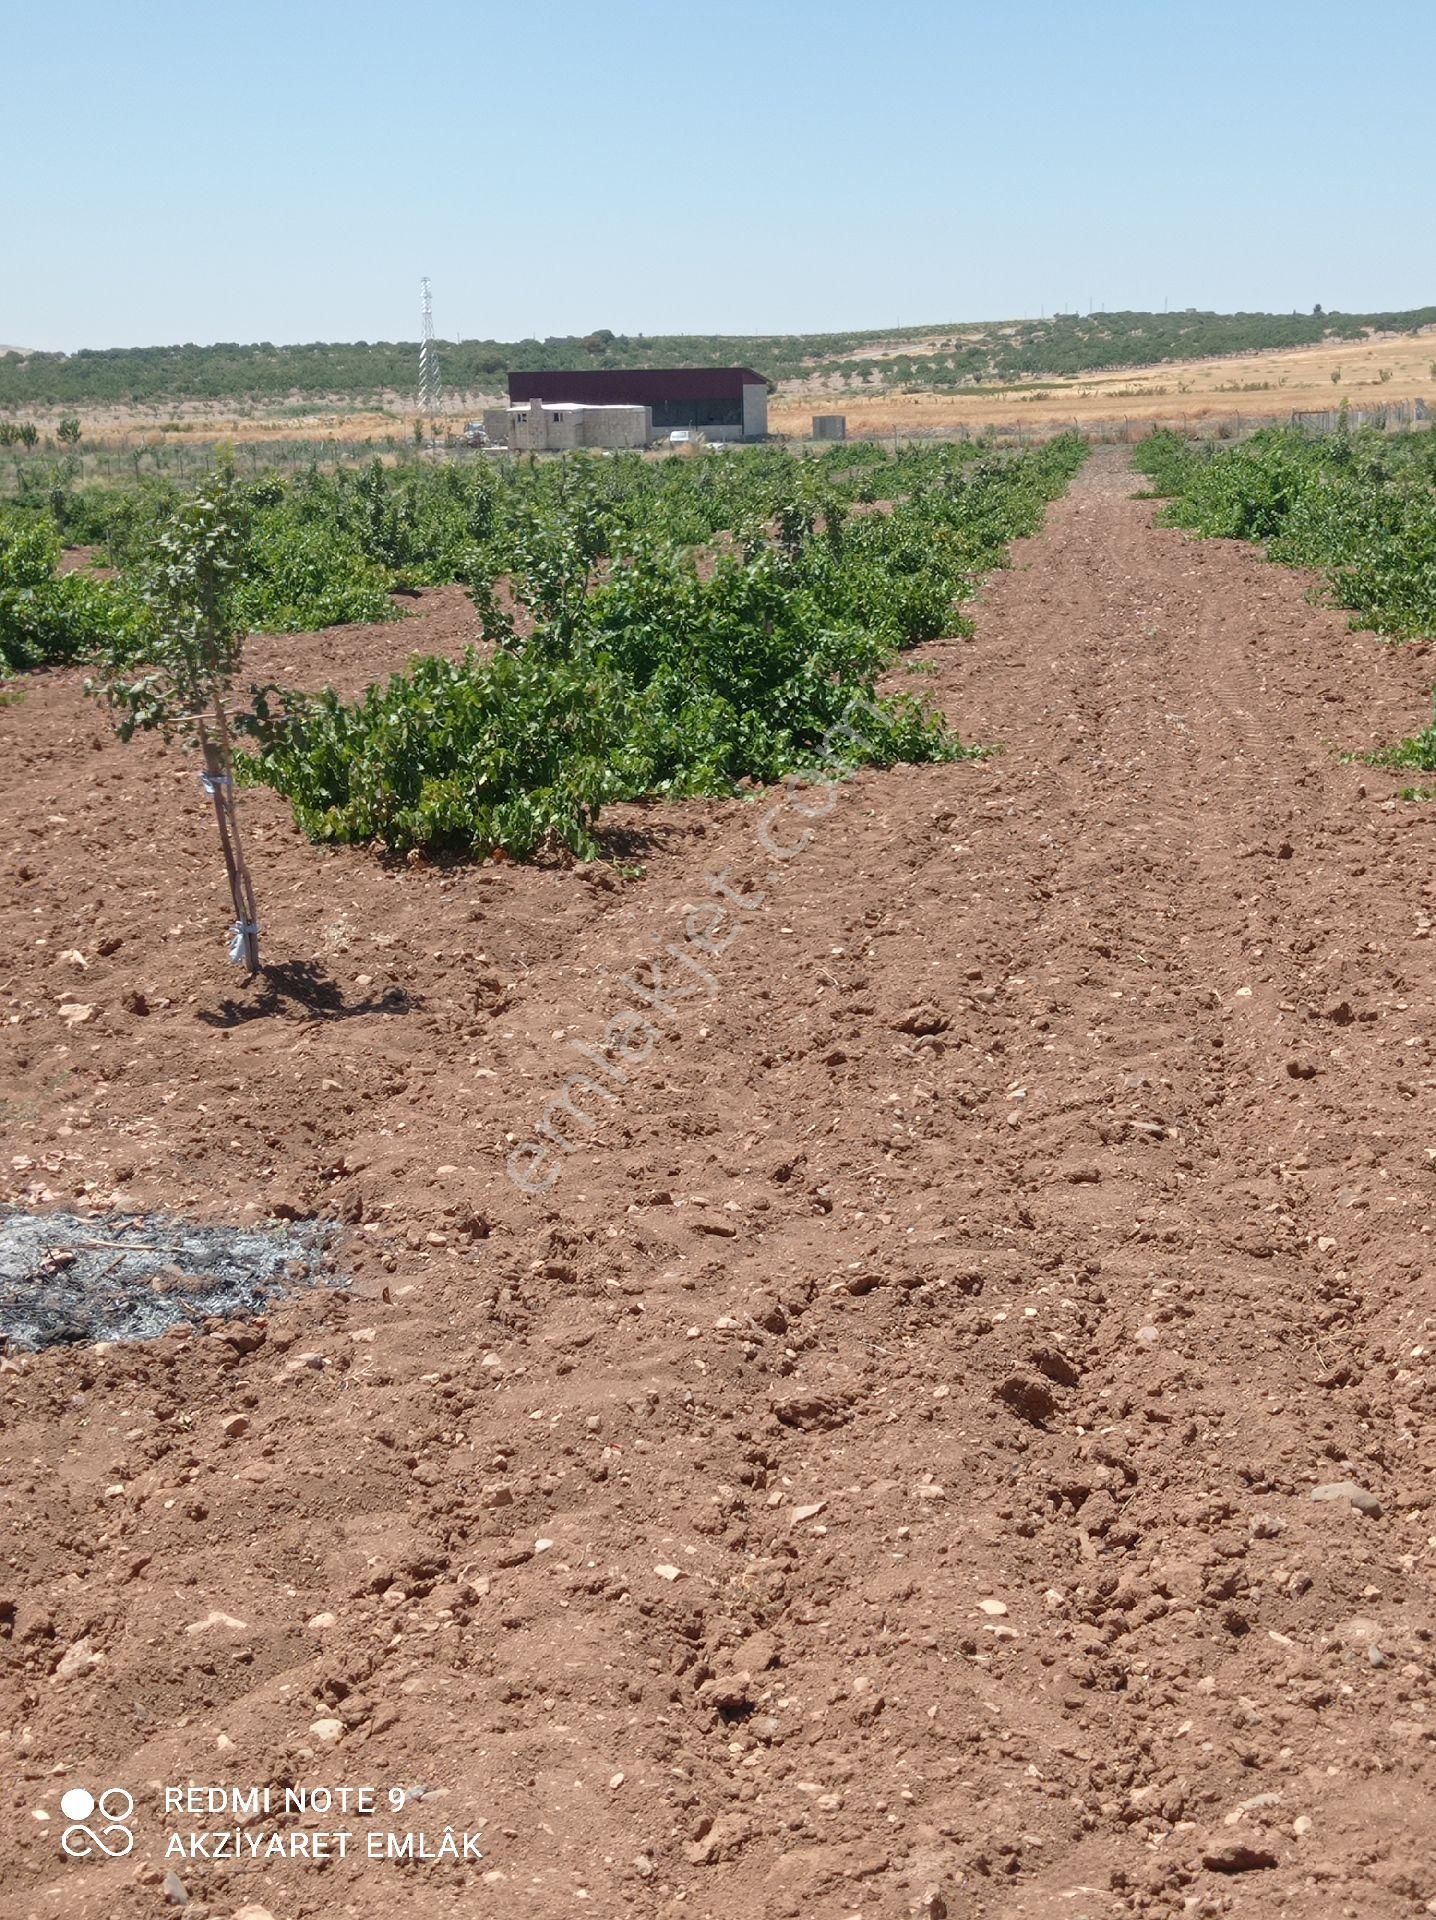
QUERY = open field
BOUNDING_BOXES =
[5,402,427,445]
[3,449,1435,1917]
[770,327,1436,436]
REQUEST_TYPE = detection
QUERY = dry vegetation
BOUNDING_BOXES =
[770,326,1436,435]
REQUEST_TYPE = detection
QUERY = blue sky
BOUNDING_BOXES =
[4,0,1433,351]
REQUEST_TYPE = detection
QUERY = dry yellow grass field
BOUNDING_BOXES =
[26,324,1436,447]
[35,400,463,447]
[769,326,1436,435]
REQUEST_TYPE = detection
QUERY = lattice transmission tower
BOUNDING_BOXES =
[418,276,442,419]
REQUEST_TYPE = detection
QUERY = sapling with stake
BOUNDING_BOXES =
[88,466,263,973]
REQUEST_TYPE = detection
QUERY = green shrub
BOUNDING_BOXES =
[589,545,964,797]
[239,647,630,860]
[1369,701,1436,774]
[1132,428,1202,496]
[1137,426,1436,639]
[234,516,396,632]
[0,514,150,675]
[240,436,1087,861]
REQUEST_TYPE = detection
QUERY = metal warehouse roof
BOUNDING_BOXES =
[508,367,767,404]
[509,401,648,413]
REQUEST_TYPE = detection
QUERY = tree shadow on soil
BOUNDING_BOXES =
[591,816,696,861]
[195,960,416,1029]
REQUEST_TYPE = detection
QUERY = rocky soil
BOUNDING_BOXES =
[1,450,1434,1918]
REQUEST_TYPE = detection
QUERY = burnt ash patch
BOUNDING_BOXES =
[0,1208,337,1350]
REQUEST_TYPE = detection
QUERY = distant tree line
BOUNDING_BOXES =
[0,332,807,408]
[2,309,1434,409]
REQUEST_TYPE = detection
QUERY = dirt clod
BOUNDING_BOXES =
[1309,1479,1383,1518]
[1202,1841,1279,1873]
[996,1370,1057,1425]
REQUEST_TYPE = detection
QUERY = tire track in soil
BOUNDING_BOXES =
[2,450,1435,1920]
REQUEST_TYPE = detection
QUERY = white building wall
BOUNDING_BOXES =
[545,408,582,451]
[742,382,768,440]
[504,402,652,452]
[580,405,651,448]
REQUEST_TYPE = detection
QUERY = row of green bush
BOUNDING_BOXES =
[0,517,148,675]
[5,434,1085,861]
[1133,425,1436,639]
[238,437,1087,859]
[1134,423,1436,786]
[3,433,1085,668]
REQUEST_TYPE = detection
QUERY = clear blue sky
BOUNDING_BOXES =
[5,0,1433,351]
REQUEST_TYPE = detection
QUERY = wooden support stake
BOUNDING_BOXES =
[197,698,260,975]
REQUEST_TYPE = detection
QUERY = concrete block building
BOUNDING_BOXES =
[487,401,653,452]
[506,367,769,443]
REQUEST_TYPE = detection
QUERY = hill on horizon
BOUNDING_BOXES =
[2,307,1434,410]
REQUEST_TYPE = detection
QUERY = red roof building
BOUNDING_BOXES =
[507,367,769,440]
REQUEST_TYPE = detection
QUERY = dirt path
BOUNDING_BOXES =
[3,451,1435,1919]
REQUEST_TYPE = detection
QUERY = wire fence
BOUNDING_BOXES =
[834,396,1432,450]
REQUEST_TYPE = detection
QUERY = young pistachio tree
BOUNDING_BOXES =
[88,466,263,973]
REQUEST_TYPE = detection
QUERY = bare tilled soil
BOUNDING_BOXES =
[3,450,1436,1919]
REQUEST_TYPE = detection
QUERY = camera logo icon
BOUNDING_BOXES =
[59,1787,135,1858]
